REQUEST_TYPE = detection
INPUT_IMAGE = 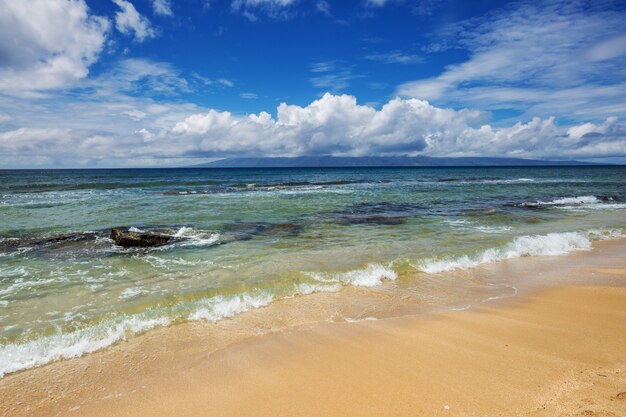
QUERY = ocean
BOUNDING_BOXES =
[0,166,624,377]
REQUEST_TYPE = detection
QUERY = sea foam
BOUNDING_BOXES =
[171,227,220,248]
[541,195,599,205]
[188,293,274,322]
[418,229,622,274]
[307,264,397,287]
[0,314,171,378]
[0,290,276,378]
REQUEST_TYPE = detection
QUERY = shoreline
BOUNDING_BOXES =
[1,239,626,416]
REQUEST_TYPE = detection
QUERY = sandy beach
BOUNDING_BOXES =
[2,240,626,417]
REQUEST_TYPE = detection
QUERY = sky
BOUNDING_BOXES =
[0,0,625,168]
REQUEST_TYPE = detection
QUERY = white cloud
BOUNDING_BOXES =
[152,0,173,17]
[231,0,297,20]
[566,117,619,140]
[233,0,296,6]
[167,94,625,160]
[365,51,423,64]
[316,1,330,16]
[191,74,235,88]
[239,92,258,99]
[365,0,391,7]
[0,93,624,167]
[364,0,444,15]
[113,0,156,42]
[218,79,235,88]
[310,61,361,92]
[0,0,109,93]
[398,0,626,120]
[87,58,190,96]
[585,34,626,61]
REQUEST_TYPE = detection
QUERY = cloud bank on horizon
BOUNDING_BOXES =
[0,0,624,167]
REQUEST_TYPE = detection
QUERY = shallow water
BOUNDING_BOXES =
[0,166,625,376]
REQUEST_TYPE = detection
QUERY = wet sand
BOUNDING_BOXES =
[1,240,626,417]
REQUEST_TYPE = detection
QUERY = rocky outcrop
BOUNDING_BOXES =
[0,233,98,252]
[110,228,172,248]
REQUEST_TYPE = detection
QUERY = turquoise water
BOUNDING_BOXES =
[0,166,625,376]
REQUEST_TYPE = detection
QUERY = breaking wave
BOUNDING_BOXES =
[540,195,600,205]
[1,226,622,378]
[171,226,221,248]
[0,289,277,378]
[0,273,383,378]
[306,264,397,287]
[0,313,171,378]
[515,195,622,208]
[417,229,622,274]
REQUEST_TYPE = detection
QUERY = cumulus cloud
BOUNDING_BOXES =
[113,0,157,42]
[398,0,626,119]
[0,0,109,93]
[3,93,622,167]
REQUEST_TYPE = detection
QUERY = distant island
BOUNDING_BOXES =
[192,156,602,168]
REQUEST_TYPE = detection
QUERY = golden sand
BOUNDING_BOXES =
[1,241,625,417]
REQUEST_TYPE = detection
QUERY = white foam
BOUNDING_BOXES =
[0,276,64,297]
[474,225,512,233]
[307,264,397,288]
[482,286,519,303]
[489,178,535,183]
[0,266,31,279]
[561,203,626,211]
[541,195,599,205]
[344,316,378,323]
[128,226,144,233]
[171,227,220,248]
[418,229,622,274]
[0,289,280,378]
[447,219,512,234]
[0,314,171,378]
[119,287,147,300]
[173,226,194,237]
[188,293,274,322]
[142,255,214,269]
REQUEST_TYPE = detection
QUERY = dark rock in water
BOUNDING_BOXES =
[347,202,423,215]
[333,215,406,225]
[220,222,304,241]
[262,223,304,235]
[0,232,98,252]
[597,195,615,202]
[327,201,420,226]
[502,202,545,210]
[110,228,172,248]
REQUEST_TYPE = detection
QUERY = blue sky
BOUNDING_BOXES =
[0,0,625,167]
